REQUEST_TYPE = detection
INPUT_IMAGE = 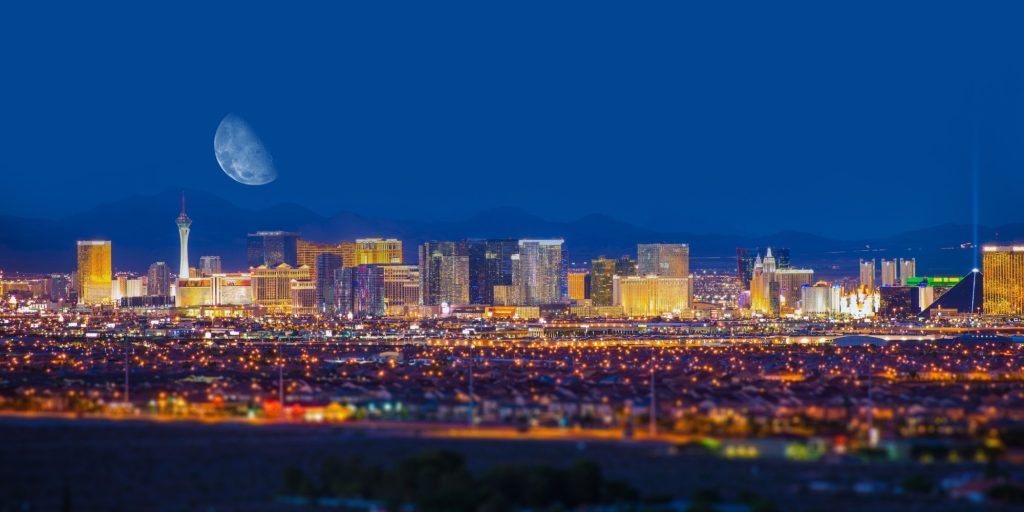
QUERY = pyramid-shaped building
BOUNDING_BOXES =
[919,269,983,317]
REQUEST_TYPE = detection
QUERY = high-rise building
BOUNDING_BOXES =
[859,259,876,292]
[638,243,689,278]
[177,193,192,279]
[76,241,112,305]
[251,263,311,313]
[419,241,470,306]
[289,279,317,316]
[899,258,916,285]
[775,268,814,311]
[615,255,637,278]
[983,246,1024,316]
[513,239,565,306]
[337,265,386,317]
[382,264,420,313]
[147,262,172,297]
[47,274,69,302]
[298,239,356,280]
[199,256,222,276]
[467,239,517,305]
[880,259,897,287]
[567,269,590,303]
[800,282,842,316]
[315,253,345,315]
[247,231,299,268]
[590,257,617,306]
[613,275,691,318]
[736,248,756,290]
[355,238,402,265]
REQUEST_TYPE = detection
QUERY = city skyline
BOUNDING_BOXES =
[6,4,1024,510]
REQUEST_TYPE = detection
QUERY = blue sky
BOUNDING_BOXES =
[1,2,1023,237]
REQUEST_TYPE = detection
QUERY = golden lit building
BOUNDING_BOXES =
[297,239,356,279]
[176,277,215,307]
[613,275,691,318]
[355,238,402,265]
[76,241,112,305]
[251,263,312,313]
[983,246,1024,316]
[382,264,420,314]
[567,269,589,303]
[289,279,317,316]
[590,257,616,306]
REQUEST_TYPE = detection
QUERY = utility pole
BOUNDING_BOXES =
[124,337,130,406]
[278,340,284,412]
[648,347,656,438]
[468,344,475,427]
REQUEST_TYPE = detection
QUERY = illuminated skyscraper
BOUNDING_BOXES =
[899,258,916,285]
[147,261,172,297]
[337,264,386,317]
[590,257,616,306]
[567,269,590,303]
[613,275,691,318]
[382,264,420,314]
[467,239,516,305]
[177,193,191,279]
[513,239,564,305]
[199,256,221,276]
[859,259,876,292]
[289,280,317,316]
[615,255,637,277]
[355,238,403,265]
[298,239,355,281]
[315,253,345,315]
[736,248,755,290]
[638,243,689,278]
[983,246,1024,316]
[247,231,299,268]
[800,282,842,316]
[880,259,897,287]
[419,241,470,306]
[775,268,814,311]
[76,241,112,305]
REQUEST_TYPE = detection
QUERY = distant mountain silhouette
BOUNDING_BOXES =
[0,188,1003,274]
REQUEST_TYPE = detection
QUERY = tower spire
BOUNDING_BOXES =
[181,191,187,215]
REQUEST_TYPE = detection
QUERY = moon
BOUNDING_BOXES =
[213,114,278,185]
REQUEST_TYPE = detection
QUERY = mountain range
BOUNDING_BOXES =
[0,188,1012,276]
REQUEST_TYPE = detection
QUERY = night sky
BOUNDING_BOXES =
[2,2,1023,237]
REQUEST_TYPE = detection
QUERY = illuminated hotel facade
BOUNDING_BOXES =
[613,275,692,318]
[355,238,403,265]
[982,245,1024,316]
[298,239,356,280]
[251,263,312,313]
[76,241,112,305]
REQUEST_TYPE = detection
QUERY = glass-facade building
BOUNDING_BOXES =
[247,231,299,268]
[637,243,689,278]
[419,241,470,306]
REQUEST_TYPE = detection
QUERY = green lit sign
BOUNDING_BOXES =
[905,276,960,287]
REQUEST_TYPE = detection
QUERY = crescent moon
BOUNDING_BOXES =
[213,114,278,185]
